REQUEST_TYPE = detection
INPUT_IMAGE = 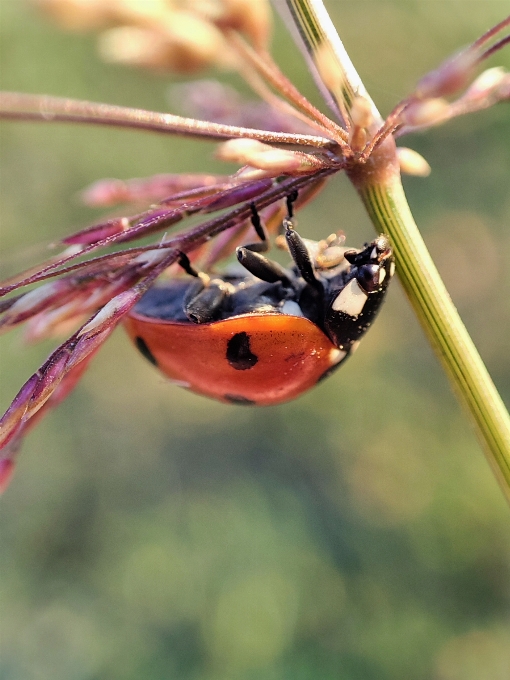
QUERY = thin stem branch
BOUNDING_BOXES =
[227,31,350,147]
[0,170,336,297]
[235,58,335,137]
[0,92,334,150]
[472,15,510,49]
[478,34,510,62]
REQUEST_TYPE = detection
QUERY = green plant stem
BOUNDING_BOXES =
[279,0,383,128]
[358,173,510,501]
[282,0,510,501]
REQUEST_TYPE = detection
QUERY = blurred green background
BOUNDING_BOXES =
[1,2,509,679]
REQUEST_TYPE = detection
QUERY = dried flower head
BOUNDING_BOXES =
[36,0,271,73]
[0,5,509,490]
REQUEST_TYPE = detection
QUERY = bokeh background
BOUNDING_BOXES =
[1,2,509,679]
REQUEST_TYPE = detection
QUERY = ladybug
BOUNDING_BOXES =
[124,196,394,406]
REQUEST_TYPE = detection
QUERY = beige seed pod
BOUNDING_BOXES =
[397,147,431,177]
[196,0,271,51]
[157,10,230,72]
[463,67,507,101]
[98,26,173,69]
[99,11,229,73]
[313,42,344,93]
[351,96,374,130]
[216,139,326,176]
[402,98,450,127]
[109,0,171,25]
[35,0,111,30]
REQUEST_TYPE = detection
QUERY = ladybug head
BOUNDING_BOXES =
[343,235,393,291]
[321,235,394,349]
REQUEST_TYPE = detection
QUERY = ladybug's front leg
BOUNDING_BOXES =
[184,281,231,323]
[177,252,232,323]
[284,224,316,284]
[236,203,292,285]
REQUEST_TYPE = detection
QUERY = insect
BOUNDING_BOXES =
[125,195,394,405]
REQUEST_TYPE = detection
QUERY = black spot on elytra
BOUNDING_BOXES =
[135,336,158,367]
[226,332,258,370]
[224,394,256,405]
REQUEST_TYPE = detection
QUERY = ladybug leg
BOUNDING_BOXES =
[177,251,204,280]
[177,252,232,323]
[243,203,270,254]
[236,249,292,285]
[284,223,318,287]
[236,204,292,285]
[284,203,323,294]
[286,191,299,220]
[184,280,231,323]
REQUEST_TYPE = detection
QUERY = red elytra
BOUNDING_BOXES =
[124,312,344,406]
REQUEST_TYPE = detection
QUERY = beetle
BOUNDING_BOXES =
[0,183,393,489]
[125,195,394,405]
